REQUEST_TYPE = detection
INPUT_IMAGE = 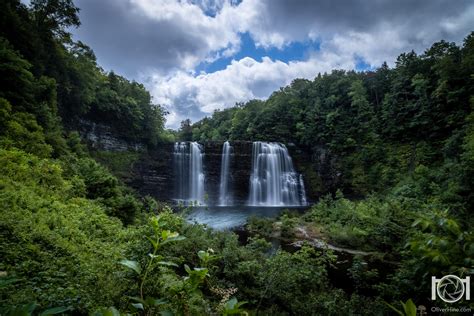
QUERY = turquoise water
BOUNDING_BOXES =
[186,206,308,230]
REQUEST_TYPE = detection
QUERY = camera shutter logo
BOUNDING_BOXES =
[432,275,470,303]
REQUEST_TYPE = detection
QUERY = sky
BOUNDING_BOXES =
[70,0,474,129]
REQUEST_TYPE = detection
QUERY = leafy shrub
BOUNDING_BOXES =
[305,192,412,251]
[0,149,136,312]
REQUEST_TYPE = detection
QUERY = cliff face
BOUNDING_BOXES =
[201,141,253,205]
[126,141,332,205]
[126,143,175,201]
[78,120,145,152]
[80,126,340,204]
[124,141,254,205]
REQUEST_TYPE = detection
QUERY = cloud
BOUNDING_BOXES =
[244,0,473,48]
[151,51,357,128]
[73,0,247,76]
[71,0,474,128]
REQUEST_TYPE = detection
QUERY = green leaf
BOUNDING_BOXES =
[146,236,159,249]
[161,230,171,240]
[131,303,144,310]
[384,301,404,316]
[119,259,141,274]
[168,232,179,238]
[161,235,186,245]
[445,219,461,235]
[11,303,38,316]
[184,264,191,274]
[150,217,160,231]
[226,297,238,310]
[157,261,178,267]
[0,277,19,289]
[128,296,146,304]
[144,297,167,306]
[92,307,120,316]
[401,299,417,316]
[168,235,186,242]
[40,306,73,315]
[197,250,207,260]
[193,267,207,272]
[108,307,120,316]
[223,297,247,314]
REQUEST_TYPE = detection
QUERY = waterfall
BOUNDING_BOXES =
[248,142,307,206]
[173,142,205,205]
[299,174,308,206]
[219,141,233,206]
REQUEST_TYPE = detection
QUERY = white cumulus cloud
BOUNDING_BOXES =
[150,52,357,128]
[71,0,474,128]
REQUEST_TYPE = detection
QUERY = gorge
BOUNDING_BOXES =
[2,1,472,313]
[78,121,340,208]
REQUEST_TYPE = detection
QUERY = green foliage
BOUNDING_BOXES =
[189,34,474,203]
[254,246,343,315]
[408,210,473,277]
[92,306,121,316]
[73,157,141,224]
[246,215,274,237]
[0,37,35,111]
[348,256,380,292]
[0,1,167,147]
[305,192,412,251]
[0,149,136,312]
[30,0,80,39]
[1,2,473,314]
[91,150,140,179]
[279,213,298,238]
[222,297,247,315]
[88,71,167,145]
[0,302,72,316]
[385,299,417,316]
[0,38,65,157]
[114,212,243,315]
[0,98,53,157]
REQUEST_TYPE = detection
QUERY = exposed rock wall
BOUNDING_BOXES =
[201,141,253,205]
[78,120,144,151]
[80,125,341,204]
[121,141,254,205]
[126,141,328,205]
[126,143,175,201]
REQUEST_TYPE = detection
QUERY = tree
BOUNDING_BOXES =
[348,79,374,143]
[30,0,80,40]
[179,119,193,141]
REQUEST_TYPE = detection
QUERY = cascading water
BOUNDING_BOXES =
[299,174,307,206]
[173,142,205,205]
[218,141,232,206]
[248,142,307,206]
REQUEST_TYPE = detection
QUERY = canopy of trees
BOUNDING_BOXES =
[188,36,474,207]
[0,0,168,147]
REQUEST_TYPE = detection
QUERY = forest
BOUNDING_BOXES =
[0,0,473,315]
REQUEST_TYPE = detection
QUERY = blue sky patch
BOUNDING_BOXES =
[196,32,321,74]
[355,56,374,71]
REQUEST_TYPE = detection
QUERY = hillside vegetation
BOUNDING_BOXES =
[0,0,473,315]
